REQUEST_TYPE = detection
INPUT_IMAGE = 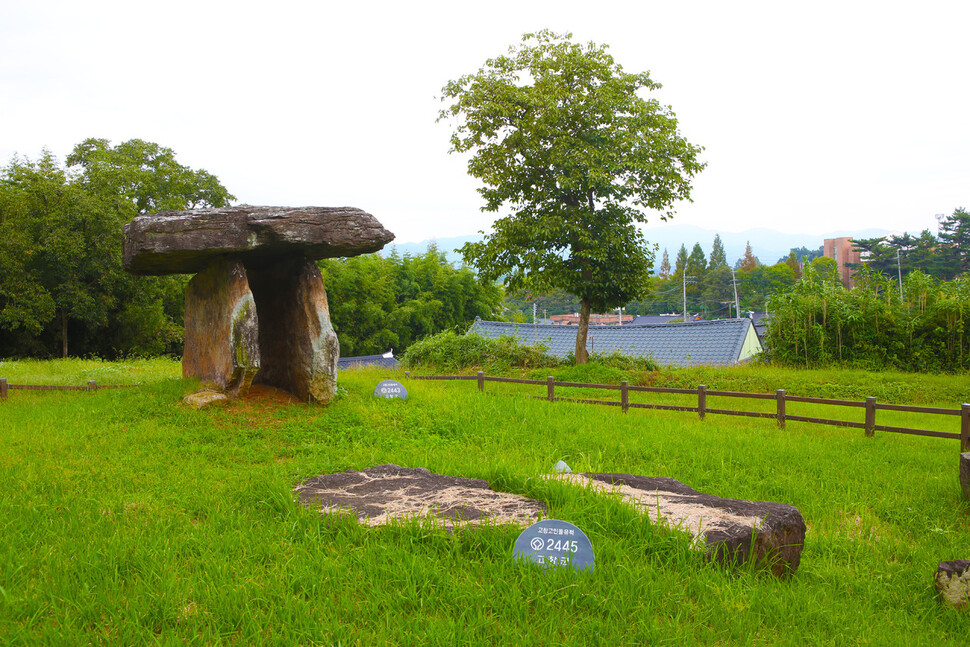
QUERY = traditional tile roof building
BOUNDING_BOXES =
[337,351,400,370]
[467,318,763,367]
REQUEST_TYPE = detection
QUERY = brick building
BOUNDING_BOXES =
[823,237,862,288]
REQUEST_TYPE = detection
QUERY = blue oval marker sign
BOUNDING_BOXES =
[514,519,594,572]
[373,379,408,400]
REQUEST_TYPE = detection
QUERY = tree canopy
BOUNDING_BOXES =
[440,30,704,362]
[0,140,234,358]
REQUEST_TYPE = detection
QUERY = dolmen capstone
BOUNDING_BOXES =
[551,472,806,578]
[123,206,394,403]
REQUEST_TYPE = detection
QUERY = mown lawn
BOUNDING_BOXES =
[0,360,968,645]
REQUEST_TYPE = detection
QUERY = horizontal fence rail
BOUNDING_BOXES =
[0,379,139,401]
[405,371,970,453]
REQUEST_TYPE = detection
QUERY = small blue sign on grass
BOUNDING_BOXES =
[373,379,408,400]
[514,519,594,572]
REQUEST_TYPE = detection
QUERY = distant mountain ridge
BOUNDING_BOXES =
[383,225,896,270]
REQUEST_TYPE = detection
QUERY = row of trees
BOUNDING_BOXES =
[631,236,802,317]
[0,140,233,358]
[319,248,502,357]
[850,209,970,281]
[766,264,970,372]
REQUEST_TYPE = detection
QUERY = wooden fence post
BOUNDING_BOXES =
[0,378,7,401]
[961,403,970,453]
[865,397,876,437]
[87,380,98,392]
[547,376,555,402]
[620,380,629,413]
[477,371,485,392]
[698,384,706,420]
[776,389,786,429]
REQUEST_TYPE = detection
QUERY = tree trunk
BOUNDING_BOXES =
[575,299,591,364]
[61,309,68,358]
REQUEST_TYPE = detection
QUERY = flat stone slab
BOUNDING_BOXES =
[295,465,546,529]
[552,472,806,577]
[182,390,229,409]
[123,205,395,275]
[936,560,970,609]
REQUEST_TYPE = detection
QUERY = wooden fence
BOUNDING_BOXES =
[404,371,970,453]
[0,378,139,400]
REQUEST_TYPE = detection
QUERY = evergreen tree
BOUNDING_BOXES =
[738,241,759,271]
[938,207,970,278]
[658,248,671,279]
[674,244,689,276]
[708,234,727,269]
[687,242,707,277]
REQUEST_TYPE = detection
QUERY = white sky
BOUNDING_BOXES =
[2,0,967,244]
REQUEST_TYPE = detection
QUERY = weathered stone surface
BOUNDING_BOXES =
[183,258,259,396]
[123,205,395,275]
[295,464,547,529]
[554,473,806,578]
[248,257,338,404]
[182,390,229,409]
[961,453,969,500]
[936,560,970,609]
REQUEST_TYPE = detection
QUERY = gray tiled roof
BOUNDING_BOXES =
[467,318,758,367]
[630,314,683,325]
[337,354,400,370]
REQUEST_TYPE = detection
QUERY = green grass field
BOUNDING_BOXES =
[1,359,968,645]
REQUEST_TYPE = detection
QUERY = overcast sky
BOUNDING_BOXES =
[2,1,967,244]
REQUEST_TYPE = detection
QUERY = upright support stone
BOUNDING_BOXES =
[183,258,260,397]
[247,257,339,404]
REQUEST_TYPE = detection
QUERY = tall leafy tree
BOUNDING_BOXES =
[440,30,704,362]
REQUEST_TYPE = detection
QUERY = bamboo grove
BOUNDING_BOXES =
[766,263,970,372]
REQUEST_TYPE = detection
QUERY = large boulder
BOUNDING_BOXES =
[182,257,259,397]
[555,472,806,578]
[295,465,547,529]
[248,257,339,404]
[123,205,394,275]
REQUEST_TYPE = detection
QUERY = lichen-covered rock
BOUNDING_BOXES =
[936,560,970,609]
[553,472,806,578]
[183,258,260,396]
[123,205,394,275]
[248,257,339,404]
[295,464,547,528]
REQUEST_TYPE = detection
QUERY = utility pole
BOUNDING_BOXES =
[682,274,695,322]
[896,248,903,296]
[533,302,538,341]
[616,306,624,326]
[731,266,740,319]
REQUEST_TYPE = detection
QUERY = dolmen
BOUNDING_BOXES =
[123,206,394,403]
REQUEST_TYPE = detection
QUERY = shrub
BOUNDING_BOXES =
[401,331,559,373]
